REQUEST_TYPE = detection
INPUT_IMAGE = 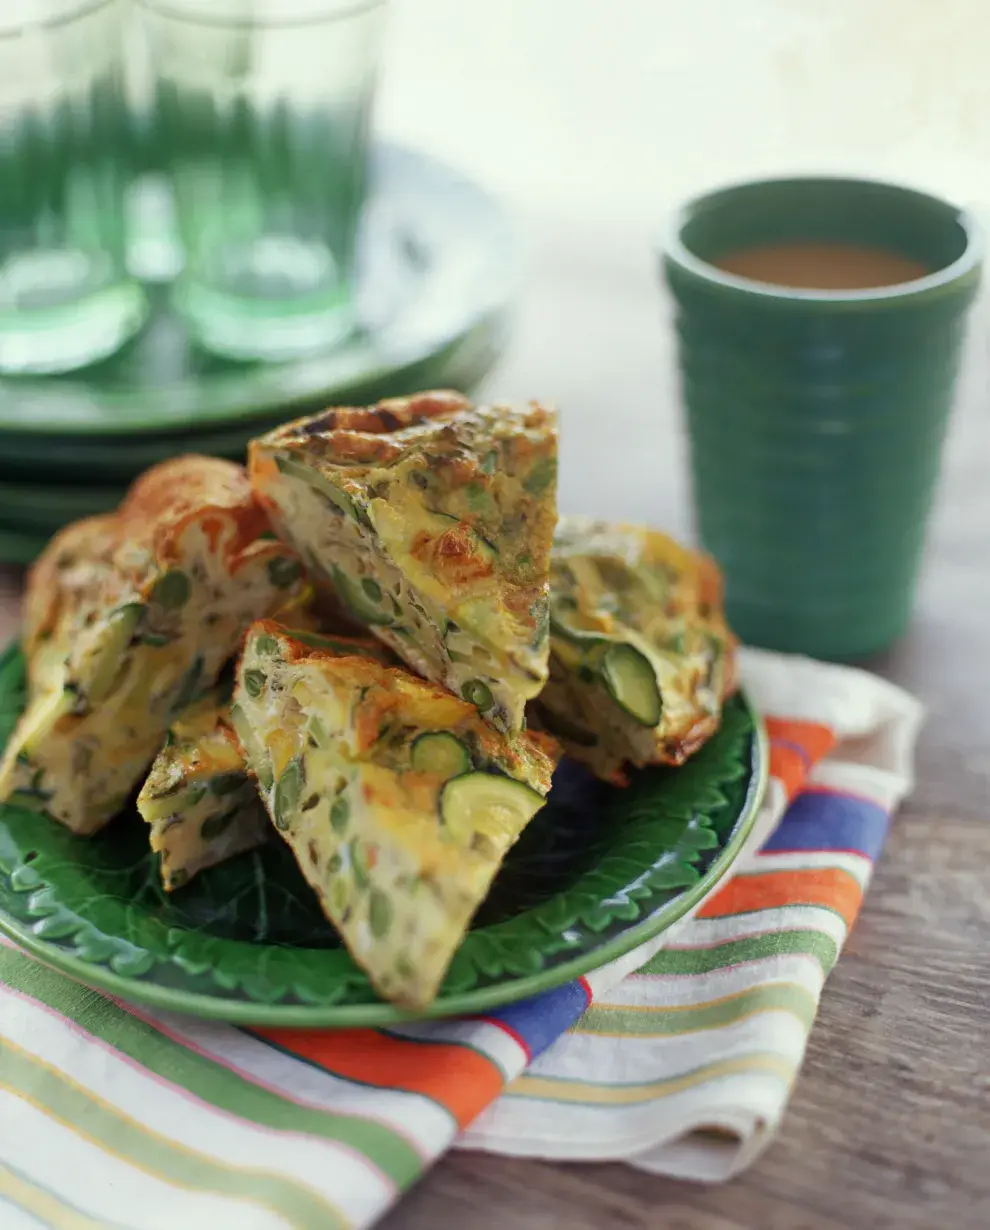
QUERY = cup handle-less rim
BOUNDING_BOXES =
[658,173,983,309]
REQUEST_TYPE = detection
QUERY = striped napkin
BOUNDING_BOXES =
[0,648,921,1230]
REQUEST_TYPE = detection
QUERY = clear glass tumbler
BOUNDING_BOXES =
[0,0,148,375]
[136,0,387,362]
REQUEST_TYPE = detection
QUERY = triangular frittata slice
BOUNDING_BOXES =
[530,517,737,782]
[232,620,558,1007]
[135,590,326,892]
[249,390,558,733]
[138,630,393,891]
[0,457,307,835]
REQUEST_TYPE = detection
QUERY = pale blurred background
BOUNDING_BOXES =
[372,0,990,532]
[379,0,990,231]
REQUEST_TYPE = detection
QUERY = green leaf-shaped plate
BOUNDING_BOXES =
[0,642,767,1025]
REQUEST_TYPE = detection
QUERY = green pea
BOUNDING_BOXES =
[152,570,191,610]
[273,758,304,830]
[369,888,393,938]
[243,669,266,698]
[330,795,349,833]
[267,556,302,589]
[361,577,382,602]
[255,633,280,656]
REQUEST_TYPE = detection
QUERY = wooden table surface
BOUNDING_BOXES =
[1,220,987,1230]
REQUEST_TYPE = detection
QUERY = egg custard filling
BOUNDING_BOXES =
[138,630,394,891]
[0,457,307,835]
[20,513,122,700]
[530,517,738,782]
[232,620,558,1008]
[249,390,558,734]
[137,686,269,892]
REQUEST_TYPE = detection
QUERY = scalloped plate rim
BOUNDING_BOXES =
[0,700,768,1026]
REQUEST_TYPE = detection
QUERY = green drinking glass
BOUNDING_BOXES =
[134,0,387,362]
[661,177,982,661]
[0,0,148,375]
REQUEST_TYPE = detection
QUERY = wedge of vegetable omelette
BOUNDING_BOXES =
[531,517,737,782]
[249,390,558,735]
[0,457,307,835]
[138,631,393,892]
[137,684,269,892]
[232,620,558,1008]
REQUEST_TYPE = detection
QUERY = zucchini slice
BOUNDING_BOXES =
[549,605,608,648]
[411,732,470,777]
[461,678,494,712]
[601,643,662,727]
[85,602,142,704]
[150,570,191,610]
[440,771,545,846]
[275,455,362,521]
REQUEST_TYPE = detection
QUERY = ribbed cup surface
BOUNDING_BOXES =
[662,177,981,660]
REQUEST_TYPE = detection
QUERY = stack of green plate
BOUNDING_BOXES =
[0,145,516,565]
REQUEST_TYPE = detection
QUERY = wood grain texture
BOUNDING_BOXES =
[1,220,987,1230]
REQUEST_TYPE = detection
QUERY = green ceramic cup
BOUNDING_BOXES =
[661,177,982,661]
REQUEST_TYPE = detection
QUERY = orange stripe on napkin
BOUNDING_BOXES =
[767,744,809,799]
[698,867,863,928]
[253,1027,503,1128]
[765,718,837,798]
